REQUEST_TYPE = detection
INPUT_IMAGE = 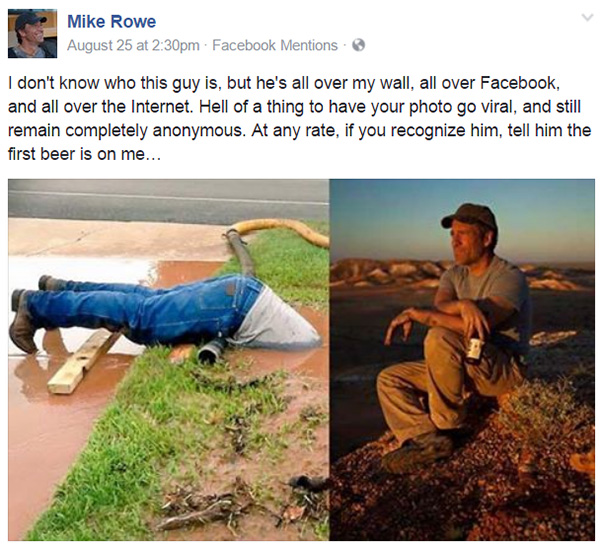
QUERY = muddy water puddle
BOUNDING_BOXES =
[8,258,223,539]
[8,352,132,540]
[231,307,329,382]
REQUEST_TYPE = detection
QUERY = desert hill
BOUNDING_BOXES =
[330,258,594,291]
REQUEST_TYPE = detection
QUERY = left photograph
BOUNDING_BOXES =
[8,179,330,540]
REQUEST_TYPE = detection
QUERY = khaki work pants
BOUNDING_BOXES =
[377,327,525,446]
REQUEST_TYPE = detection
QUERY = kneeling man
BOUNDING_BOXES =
[377,203,531,473]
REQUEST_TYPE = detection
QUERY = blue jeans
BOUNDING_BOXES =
[26,274,263,346]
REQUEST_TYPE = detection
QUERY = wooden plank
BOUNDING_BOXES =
[47,329,121,395]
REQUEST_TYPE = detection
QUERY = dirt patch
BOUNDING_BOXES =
[159,374,329,540]
[159,308,329,541]
[159,475,328,540]
[331,397,594,540]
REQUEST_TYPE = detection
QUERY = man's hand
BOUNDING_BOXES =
[459,299,490,341]
[384,308,425,345]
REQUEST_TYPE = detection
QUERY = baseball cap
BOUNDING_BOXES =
[441,203,498,232]
[15,11,47,32]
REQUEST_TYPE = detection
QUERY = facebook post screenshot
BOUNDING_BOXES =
[4,0,597,541]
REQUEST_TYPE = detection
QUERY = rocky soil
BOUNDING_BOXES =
[331,406,594,540]
[331,329,595,540]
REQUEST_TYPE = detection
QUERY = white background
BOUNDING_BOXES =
[3,0,598,179]
[3,1,598,540]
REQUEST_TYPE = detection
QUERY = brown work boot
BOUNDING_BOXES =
[382,431,453,474]
[38,275,65,291]
[9,290,38,354]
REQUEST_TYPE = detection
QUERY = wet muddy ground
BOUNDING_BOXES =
[8,258,329,540]
[8,258,224,539]
[161,305,329,541]
[162,379,329,541]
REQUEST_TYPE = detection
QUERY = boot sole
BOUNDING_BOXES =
[38,275,51,291]
[11,289,24,312]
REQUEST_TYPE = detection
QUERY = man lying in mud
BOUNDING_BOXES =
[377,203,531,473]
[9,274,321,355]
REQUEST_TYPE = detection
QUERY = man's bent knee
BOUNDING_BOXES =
[431,410,465,431]
[377,366,395,396]
[424,327,464,360]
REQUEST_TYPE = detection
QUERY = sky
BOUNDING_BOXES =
[330,179,595,264]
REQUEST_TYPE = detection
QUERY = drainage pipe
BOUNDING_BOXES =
[201,219,329,364]
[197,337,227,364]
[225,228,256,277]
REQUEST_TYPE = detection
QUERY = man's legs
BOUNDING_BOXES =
[465,339,525,397]
[40,274,251,298]
[378,326,524,472]
[51,279,162,296]
[377,357,454,473]
[15,275,251,349]
[376,326,470,447]
[425,327,525,428]
[377,360,436,447]
[26,290,147,335]
[424,326,470,430]
[40,277,212,296]
[9,289,146,353]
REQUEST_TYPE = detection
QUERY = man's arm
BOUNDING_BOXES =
[434,287,489,339]
[434,287,517,339]
[384,306,463,345]
[384,289,517,345]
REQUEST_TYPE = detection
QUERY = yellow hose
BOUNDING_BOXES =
[229,219,329,249]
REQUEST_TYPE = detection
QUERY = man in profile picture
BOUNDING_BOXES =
[8,11,56,58]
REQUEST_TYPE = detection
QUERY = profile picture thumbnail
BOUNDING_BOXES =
[8,9,57,58]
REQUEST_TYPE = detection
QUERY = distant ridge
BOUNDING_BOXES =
[330,258,594,291]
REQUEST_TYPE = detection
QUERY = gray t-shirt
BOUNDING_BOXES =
[438,256,531,355]
[10,46,46,58]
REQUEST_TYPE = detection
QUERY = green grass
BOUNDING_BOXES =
[218,221,329,308]
[28,351,291,540]
[296,404,329,449]
[26,226,329,541]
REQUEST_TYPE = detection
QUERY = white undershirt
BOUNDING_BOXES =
[227,285,321,350]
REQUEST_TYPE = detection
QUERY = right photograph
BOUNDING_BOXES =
[329,179,595,541]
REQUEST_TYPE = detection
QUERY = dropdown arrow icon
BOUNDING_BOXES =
[582,13,594,21]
